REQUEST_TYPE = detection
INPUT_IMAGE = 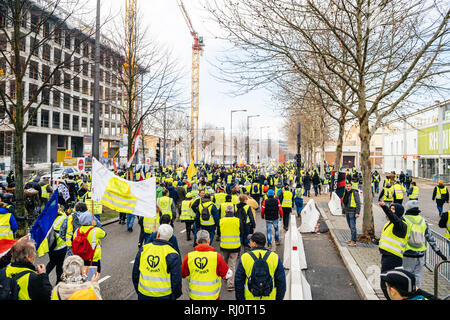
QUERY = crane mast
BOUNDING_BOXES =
[177,0,204,163]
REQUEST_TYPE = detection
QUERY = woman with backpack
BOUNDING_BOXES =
[72,211,106,273]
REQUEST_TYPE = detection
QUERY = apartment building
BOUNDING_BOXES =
[0,2,126,166]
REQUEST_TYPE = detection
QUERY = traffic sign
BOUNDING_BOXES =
[78,158,85,171]
[65,150,73,159]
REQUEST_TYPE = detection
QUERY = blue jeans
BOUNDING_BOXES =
[266,220,279,246]
[374,182,379,193]
[437,203,444,217]
[313,184,319,196]
[346,213,357,242]
[294,198,303,215]
[127,214,136,229]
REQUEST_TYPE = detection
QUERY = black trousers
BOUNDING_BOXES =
[380,253,403,300]
[184,221,194,240]
[46,247,67,284]
[282,207,291,231]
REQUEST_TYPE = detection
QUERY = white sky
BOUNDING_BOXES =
[82,0,285,141]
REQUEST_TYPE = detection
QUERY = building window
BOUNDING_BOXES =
[53,111,60,129]
[83,61,88,76]
[29,61,39,80]
[73,96,79,112]
[43,44,51,61]
[29,83,38,103]
[64,53,71,68]
[64,30,71,49]
[82,79,88,95]
[81,117,87,133]
[42,88,50,105]
[64,93,71,110]
[54,48,61,64]
[63,113,70,130]
[53,90,60,108]
[29,107,38,126]
[42,65,50,83]
[82,98,88,113]
[64,73,70,89]
[73,115,79,132]
[41,109,49,127]
[73,76,80,92]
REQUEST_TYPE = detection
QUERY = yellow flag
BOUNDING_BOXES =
[186,160,197,182]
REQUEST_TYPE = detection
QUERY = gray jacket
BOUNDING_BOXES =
[341,189,361,214]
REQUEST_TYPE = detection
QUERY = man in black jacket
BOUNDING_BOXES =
[261,189,283,249]
[235,195,256,250]
[432,181,449,217]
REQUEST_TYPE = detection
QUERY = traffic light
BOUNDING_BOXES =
[156,140,161,163]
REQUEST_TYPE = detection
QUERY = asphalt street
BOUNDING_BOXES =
[36,199,360,300]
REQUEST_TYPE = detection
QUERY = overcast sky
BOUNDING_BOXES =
[81,0,285,142]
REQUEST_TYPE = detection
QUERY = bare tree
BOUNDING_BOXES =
[0,0,104,234]
[205,0,450,242]
[105,4,184,171]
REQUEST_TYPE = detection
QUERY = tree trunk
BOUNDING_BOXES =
[358,117,376,242]
[334,120,345,170]
[14,129,27,236]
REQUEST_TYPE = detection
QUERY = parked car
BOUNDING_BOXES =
[41,167,81,186]
[0,174,7,188]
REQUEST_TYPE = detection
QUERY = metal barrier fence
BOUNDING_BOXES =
[424,229,450,282]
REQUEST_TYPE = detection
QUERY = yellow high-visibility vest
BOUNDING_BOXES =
[436,186,448,200]
[41,184,50,199]
[220,216,241,250]
[180,200,195,221]
[4,266,35,300]
[186,251,221,300]
[220,202,234,219]
[138,243,178,298]
[409,186,419,200]
[281,191,293,208]
[157,196,173,219]
[0,212,14,240]
[379,221,409,258]
[240,249,278,300]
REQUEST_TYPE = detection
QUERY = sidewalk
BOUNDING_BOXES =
[311,194,450,300]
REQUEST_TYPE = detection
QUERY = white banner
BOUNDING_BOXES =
[91,158,156,218]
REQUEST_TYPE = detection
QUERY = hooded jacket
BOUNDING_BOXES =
[379,203,408,256]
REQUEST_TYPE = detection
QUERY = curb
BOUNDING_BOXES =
[317,204,379,300]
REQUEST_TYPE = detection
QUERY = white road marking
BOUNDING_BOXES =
[98,275,111,284]
[180,229,186,234]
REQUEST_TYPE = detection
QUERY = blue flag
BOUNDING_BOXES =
[30,189,59,257]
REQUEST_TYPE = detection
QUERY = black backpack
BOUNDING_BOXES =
[201,204,212,221]
[0,268,32,300]
[247,251,273,297]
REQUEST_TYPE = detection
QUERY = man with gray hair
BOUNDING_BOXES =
[0,235,52,300]
[182,230,231,300]
[132,224,182,300]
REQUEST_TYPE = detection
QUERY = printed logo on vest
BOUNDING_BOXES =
[147,255,160,268]
[194,257,208,270]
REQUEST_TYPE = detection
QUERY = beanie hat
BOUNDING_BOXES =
[405,200,419,212]
[381,268,417,295]
[268,189,274,197]
[78,211,93,226]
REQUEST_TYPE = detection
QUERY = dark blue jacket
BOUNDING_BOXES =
[194,201,220,230]
[0,207,17,233]
[167,186,179,205]
[234,247,286,300]
[132,239,182,300]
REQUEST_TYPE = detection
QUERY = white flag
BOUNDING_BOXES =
[57,182,70,201]
[91,158,156,218]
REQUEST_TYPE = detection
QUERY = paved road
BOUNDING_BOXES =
[36,198,361,300]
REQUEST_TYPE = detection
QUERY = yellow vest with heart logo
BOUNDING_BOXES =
[186,250,221,300]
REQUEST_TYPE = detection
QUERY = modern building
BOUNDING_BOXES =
[382,100,450,182]
[0,2,126,169]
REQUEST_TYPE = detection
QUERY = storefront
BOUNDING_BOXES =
[417,120,450,182]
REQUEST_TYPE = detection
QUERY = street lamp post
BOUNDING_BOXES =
[230,109,247,166]
[246,115,260,164]
[260,126,269,163]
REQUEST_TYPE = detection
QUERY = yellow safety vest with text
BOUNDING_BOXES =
[138,243,178,298]
[157,196,173,219]
[186,250,221,300]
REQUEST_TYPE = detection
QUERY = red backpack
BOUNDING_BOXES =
[72,227,97,262]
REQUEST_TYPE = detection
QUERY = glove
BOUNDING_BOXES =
[437,252,447,261]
